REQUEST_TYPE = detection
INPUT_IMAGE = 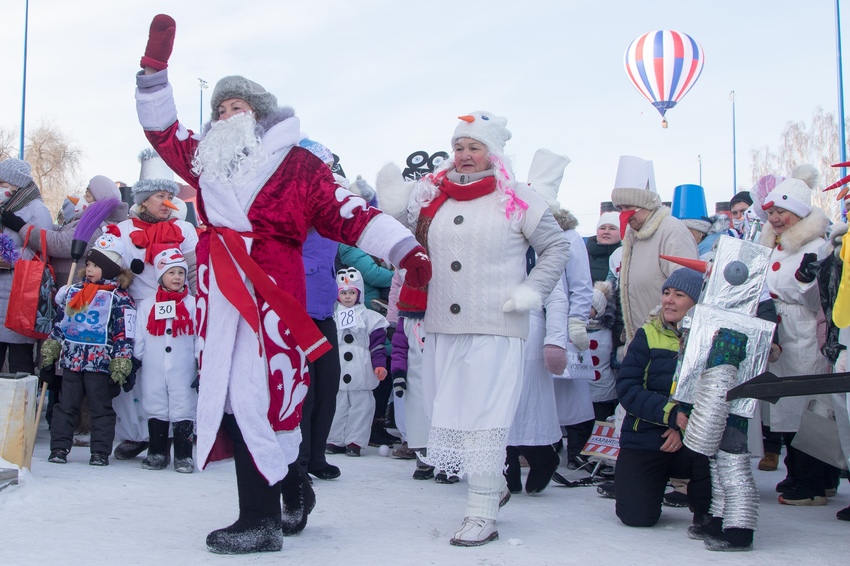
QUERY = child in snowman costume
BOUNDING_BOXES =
[326,267,389,456]
[133,245,199,472]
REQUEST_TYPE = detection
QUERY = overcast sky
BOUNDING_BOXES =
[0,0,845,234]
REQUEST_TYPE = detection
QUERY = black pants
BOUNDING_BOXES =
[782,431,842,495]
[565,418,595,456]
[298,317,340,472]
[50,370,119,454]
[222,414,281,521]
[0,342,35,374]
[593,401,618,422]
[762,424,784,455]
[615,446,711,527]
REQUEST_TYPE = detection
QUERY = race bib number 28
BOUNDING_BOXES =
[336,307,358,329]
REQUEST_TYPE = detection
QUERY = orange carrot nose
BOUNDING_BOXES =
[458,115,475,123]
[659,255,710,274]
[67,195,80,205]
[163,199,180,211]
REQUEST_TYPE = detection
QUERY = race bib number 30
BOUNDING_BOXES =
[155,300,177,320]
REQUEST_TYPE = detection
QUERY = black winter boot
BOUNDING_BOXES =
[687,515,723,540]
[523,444,561,495]
[281,462,316,536]
[704,528,754,551]
[172,420,195,473]
[141,419,170,470]
[206,415,283,554]
[505,446,522,494]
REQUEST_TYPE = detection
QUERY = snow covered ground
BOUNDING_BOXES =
[3,422,850,566]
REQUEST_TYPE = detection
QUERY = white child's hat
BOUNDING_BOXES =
[153,246,189,284]
[337,267,365,303]
[87,225,126,280]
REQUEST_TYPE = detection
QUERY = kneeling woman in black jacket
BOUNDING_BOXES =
[615,268,710,527]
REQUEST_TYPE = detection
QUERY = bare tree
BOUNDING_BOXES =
[0,128,17,161]
[23,121,83,217]
[749,106,842,222]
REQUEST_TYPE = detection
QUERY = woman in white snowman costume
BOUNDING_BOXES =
[326,267,389,456]
[133,245,199,472]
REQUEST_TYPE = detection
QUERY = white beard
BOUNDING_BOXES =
[191,112,268,188]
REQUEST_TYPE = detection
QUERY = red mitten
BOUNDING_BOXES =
[140,14,176,71]
[399,245,431,288]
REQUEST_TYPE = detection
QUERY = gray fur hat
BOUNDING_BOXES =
[210,75,278,122]
[0,158,33,188]
[132,148,179,205]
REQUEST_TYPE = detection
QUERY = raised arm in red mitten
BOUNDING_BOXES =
[140,14,176,71]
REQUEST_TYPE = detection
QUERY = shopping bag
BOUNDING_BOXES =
[791,395,849,471]
[4,226,55,340]
[555,343,595,380]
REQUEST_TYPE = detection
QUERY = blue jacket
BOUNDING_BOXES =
[303,230,339,320]
[616,315,683,451]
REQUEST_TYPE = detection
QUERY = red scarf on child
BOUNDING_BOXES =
[146,286,194,337]
[67,282,117,314]
[397,175,497,314]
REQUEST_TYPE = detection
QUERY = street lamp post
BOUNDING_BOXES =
[698,155,703,186]
[198,78,208,131]
[19,0,29,158]
[836,0,847,197]
[730,90,737,196]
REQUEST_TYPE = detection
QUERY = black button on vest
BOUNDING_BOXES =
[165,346,172,353]
[343,352,353,362]
[451,261,461,272]
[450,304,461,314]
[166,328,172,335]
[344,334,354,344]
[454,215,464,225]
[343,374,352,384]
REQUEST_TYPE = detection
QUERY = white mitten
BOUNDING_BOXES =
[503,285,542,312]
[350,175,377,203]
[568,317,590,351]
[375,163,415,224]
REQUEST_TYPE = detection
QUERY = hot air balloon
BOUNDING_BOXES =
[624,30,705,128]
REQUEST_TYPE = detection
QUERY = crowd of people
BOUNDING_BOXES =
[2,12,850,557]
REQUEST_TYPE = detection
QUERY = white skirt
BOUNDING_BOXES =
[508,310,561,446]
[421,333,524,476]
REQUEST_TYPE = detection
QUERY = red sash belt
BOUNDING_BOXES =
[208,226,331,362]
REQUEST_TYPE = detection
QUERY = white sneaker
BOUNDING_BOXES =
[450,516,498,547]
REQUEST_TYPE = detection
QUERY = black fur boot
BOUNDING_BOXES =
[687,515,723,540]
[206,415,283,554]
[141,419,170,470]
[523,444,561,495]
[172,420,195,473]
[704,528,753,551]
[281,462,316,536]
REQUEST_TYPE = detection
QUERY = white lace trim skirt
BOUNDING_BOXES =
[421,333,525,477]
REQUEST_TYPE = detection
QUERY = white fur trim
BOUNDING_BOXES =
[502,284,543,312]
[356,214,419,267]
[375,163,415,227]
[135,83,178,132]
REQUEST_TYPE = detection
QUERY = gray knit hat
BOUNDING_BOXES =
[662,268,704,304]
[0,158,33,188]
[132,148,179,205]
[210,75,278,122]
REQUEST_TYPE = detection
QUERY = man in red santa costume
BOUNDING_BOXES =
[135,15,431,554]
